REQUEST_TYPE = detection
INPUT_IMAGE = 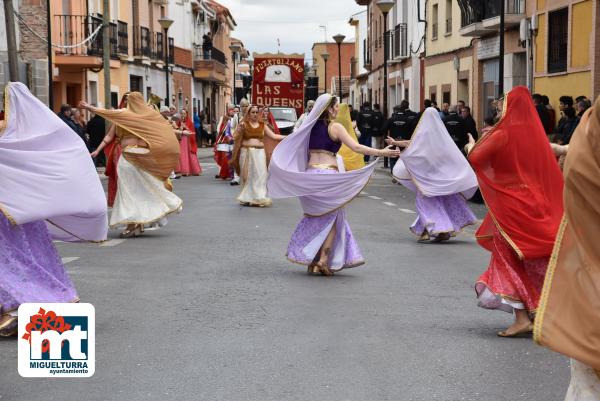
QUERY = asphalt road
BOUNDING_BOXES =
[0,153,569,401]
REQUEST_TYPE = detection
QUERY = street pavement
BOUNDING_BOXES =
[0,150,569,401]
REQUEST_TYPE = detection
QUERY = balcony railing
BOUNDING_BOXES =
[117,20,128,55]
[193,45,227,66]
[54,14,119,58]
[154,32,164,61]
[432,22,438,40]
[458,0,524,28]
[390,23,408,59]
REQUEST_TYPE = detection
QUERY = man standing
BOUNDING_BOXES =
[57,104,79,134]
[349,104,359,122]
[371,103,385,165]
[532,94,551,135]
[443,105,469,153]
[461,106,478,141]
[86,112,106,166]
[357,102,374,162]
[382,101,417,172]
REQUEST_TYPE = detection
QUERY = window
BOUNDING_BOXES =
[89,81,98,107]
[110,92,118,108]
[432,4,439,40]
[130,75,143,93]
[548,8,568,73]
[445,0,452,34]
[443,91,451,104]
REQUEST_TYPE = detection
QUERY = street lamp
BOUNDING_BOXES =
[321,52,330,94]
[158,17,174,106]
[333,34,345,100]
[229,42,241,106]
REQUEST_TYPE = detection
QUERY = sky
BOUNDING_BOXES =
[216,0,366,64]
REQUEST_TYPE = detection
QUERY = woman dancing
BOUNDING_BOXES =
[0,83,107,336]
[81,92,182,238]
[388,108,478,242]
[466,86,564,337]
[268,94,400,276]
[231,105,285,207]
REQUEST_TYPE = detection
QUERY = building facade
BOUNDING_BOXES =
[311,42,355,96]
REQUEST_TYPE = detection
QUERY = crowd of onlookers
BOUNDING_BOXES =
[531,94,591,145]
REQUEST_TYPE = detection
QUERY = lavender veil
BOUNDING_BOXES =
[0,82,108,242]
[267,93,378,216]
[392,108,478,199]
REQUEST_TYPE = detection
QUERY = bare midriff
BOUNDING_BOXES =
[308,150,337,167]
[120,133,148,148]
[242,138,264,148]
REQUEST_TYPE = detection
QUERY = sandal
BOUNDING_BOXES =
[316,261,334,277]
[119,225,143,238]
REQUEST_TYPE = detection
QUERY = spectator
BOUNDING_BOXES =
[556,106,579,145]
[457,100,466,115]
[357,102,375,162]
[575,95,588,104]
[294,100,315,131]
[439,103,450,119]
[443,105,469,152]
[86,112,106,166]
[382,104,417,171]
[371,103,385,165]
[193,107,201,145]
[576,99,591,118]
[423,99,432,109]
[202,32,213,59]
[461,106,478,141]
[57,104,81,135]
[348,104,359,122]
[541,95,556,133]
[532,94,551,135]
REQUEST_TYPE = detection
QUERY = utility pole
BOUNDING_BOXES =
[103,0,111,108]
[4,0,19,81]
[47,0,53,108]
[498,0,505,97]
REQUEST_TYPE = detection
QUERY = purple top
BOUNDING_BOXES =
[308,120,341,154]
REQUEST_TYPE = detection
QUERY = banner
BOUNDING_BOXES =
[252,53,305,117]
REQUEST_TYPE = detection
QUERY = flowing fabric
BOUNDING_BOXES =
[0,82,107,242]
[564,360,600,401]
[0,214,78,322]
[393,108,478,199]
[91,92,180,189]
[237,147,272,206]
[411,193,477,237]
[268,93,377,217]
[534,99,600,371]
[110,157,183,227]
[335,104,365,171]
[263,112,280,166]
[286,169,364,271]
[468,86,564,259]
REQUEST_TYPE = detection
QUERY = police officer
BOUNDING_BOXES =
[443,105,469,154]
[382,100,418,171]
[357,102,374,162]
[371,103,385,165]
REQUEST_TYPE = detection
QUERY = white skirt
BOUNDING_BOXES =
[237,147,271,207]
[110,157,183,228]
[565,359,600,401]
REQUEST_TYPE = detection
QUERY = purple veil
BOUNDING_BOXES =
[392,108,478,198]
[0,82,107,242]
[267,93,378,216]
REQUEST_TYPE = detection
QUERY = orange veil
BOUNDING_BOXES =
[92,92,180,189]
[534,98,600,370]
[468,86,564,259]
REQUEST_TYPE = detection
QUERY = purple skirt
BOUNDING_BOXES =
[0,213,78,317]
[411,193,477,238]
[286,168,365,271]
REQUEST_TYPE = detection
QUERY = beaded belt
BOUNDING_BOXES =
[308,163,338,171]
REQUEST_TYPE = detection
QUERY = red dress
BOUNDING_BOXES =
[214,117,232,179]
[176,117,202,176]
[468,86,564,313]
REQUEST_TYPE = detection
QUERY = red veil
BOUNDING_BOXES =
[183,116,198,154]
[103,94,128,207]
[468,86,564,259]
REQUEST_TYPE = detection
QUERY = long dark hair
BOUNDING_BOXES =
[318,96,338,125]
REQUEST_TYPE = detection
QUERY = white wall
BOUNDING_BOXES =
[168,0,194,49]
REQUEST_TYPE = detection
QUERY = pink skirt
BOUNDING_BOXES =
[177,135,202,176]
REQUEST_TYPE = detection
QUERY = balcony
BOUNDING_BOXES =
[458,0,525,37]
[53,14,122,67]
[154,32,164,61]
[193,45,227,83]
[390,23,408,60]
[133,25,152,62]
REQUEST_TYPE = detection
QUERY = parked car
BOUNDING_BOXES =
[269,107,298,135]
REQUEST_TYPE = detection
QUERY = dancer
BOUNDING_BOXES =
[262,106,281,166]
[335,103,365,171]
[214,105,235,180]
[535,98,600,400]
[0,82,107,336]
[80,92,182,238]
[268,94,400,276]
[229,99,250,186]
[231,105,285,207]
[176,108,202,176]
[466,87,564,337]
[388,108,478,242]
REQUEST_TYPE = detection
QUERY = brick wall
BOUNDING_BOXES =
[174,47,193,69]
[18,0,48,62]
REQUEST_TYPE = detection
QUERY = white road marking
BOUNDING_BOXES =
[383,202,397,207]
[368,195,382,200]
[398,208,416,214]
[361,191,369,195]
[61,257,79,264]
[100,239,126,247]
